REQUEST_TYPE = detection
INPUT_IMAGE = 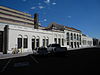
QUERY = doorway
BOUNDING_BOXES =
[0,31,3,52]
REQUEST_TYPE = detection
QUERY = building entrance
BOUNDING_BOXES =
[0,31,3,52]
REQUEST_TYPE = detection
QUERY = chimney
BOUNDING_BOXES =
[34,13,39,29]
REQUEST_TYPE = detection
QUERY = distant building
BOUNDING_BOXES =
[93,38,100,46]
[0,6,93,54]
[82,34,93,47]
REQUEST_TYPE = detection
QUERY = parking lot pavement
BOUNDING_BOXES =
[0,47,100,74]
[0,52,3,54]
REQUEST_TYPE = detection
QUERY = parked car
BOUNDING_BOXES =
[47,44,67,56]
[33,47,48,56]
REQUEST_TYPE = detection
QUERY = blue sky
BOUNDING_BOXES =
[0,0,100,39]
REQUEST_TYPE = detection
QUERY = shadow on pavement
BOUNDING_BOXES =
[0,47,100,74]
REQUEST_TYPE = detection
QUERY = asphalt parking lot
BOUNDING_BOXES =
[0,47,100,74]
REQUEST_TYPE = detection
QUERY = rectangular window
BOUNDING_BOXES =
[58,38,61,45]
[54,38,57,44]
[77,42,79,47]
[0,31,3,52]
[62,39,64,46]
[71,42,73,48]
[67,33,69,41]
[46,39,49,46]
[32,39,35,50]
[74,35,76,39]
[43,39,45,47]
[67,42,69,45]
[18,38,22,49]
[77,36,79,40]
[67,37,69,41]
[74,42,76,48]
[71,34,73,40]
[36,39,39,47]
[23,38,28,48]
[80,35,81,41]
[71,37,73,40]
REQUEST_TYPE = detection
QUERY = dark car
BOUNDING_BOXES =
[33,47,48,56]
[47,44,67,56]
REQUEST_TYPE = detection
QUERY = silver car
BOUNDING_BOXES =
[33,47,48,56]
[47,44,67,55]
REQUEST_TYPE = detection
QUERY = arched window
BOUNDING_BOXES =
[62,35,64,46]
[74,34,76,39]
[32,36,36,50]
[77,34,79,40]
[23,35,28,48]
[58,38,61,45]
[79,35,81,44]
[71,42,73,48]
[67,32,69,41]
[0,31,3,52]
[46,37,49,46]
[62,38,64,46]
[17,35,22,49]
[66,32,69,45]
[43,36,46,47]
[54,34,57,44]
[71,33,73,40]
[77,42,79,47]
[58,35,61,45]
[74,42,76,48]
[36,36,40,48]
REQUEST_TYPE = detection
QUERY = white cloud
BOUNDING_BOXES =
[38,6,45,9]
[31,7,36,10]
[67,16,72,18]
[44,19,47,21]
[52,2,56,5]
[22,0,27,2]
[44,0,50,4]
[38,22,41,25]
[38,3,41,5]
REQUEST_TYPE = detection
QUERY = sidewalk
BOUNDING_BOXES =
[67,46,97,51]
[0,52,33,60]
[0,46,99,60]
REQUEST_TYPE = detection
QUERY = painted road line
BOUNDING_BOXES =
[29,55,39,63]
[0,59,12,72]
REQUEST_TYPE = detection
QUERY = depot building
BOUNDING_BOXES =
[0,6,93,54]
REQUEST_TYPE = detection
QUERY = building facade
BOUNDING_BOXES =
[93,38,100,46]
[0,6,93,54]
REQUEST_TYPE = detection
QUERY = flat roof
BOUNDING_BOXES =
[0,6,31,17]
